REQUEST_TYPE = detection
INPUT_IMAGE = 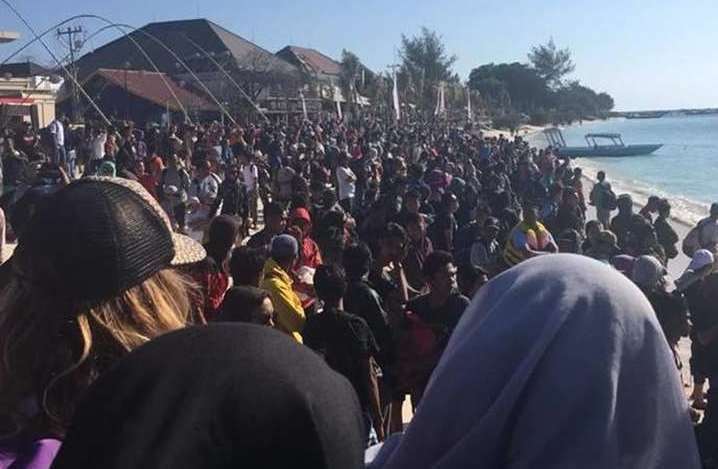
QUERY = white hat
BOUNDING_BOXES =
[689,249,715,272]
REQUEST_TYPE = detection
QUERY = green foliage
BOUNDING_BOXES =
[400,27,457,113]
[492,112,522,133]
[469,62,550,112]
[339,49,362,105]
[528,38,575,89]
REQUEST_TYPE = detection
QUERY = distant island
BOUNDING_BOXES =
[611,108,718,118]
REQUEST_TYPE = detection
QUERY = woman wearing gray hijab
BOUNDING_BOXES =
[369,254,699,468]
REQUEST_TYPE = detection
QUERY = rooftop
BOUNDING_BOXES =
[0,31,20,44]
[276,45,342,76]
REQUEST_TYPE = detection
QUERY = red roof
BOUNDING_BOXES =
[91,69,217,112]
[282,46,341,76]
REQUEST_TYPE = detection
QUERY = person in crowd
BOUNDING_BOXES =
[589,170,617,228]
[48,115,65,167]
[303,264,385,444]
[456,261,489,298]
[371,222,410,303]
[247,202,287,250]
[160,153,192,232]
[675,249,715,411]
[640,195,662,223]
[689,259,718,463]
[683,202,718,257]
[211,164,248,225]
[261,234,305,342]
[470,216,502,276]
[228,245,266,287]
[188,215,238,321]
[241,151,260,228]
[611,193,635,249]
[215,286,275,326]
[555,187,585,236]
[52,326,365,469]
[403,213,433,292]
[632,255,688,367]
[581,219,603,253]
[289,207,323,269]
[504,204,557,267]
[402,251,470,404]
[368,255,700,469]
[336,152,357,213]
[654,198,679,262]
[0,177,205,468]
[428,191,459,252]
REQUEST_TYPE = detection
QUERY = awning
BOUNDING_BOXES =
[0,97,34,105]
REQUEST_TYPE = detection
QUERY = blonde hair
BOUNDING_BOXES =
[0,267,200,436]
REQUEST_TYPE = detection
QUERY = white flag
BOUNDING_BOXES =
[335,92,343,120]
[467,86,472,121]
[435,82,446,117]
[392,70,401,122]
[299,90,308,120]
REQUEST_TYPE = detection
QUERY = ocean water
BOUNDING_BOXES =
[531,115,718,225]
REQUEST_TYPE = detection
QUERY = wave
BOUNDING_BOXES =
[575,157,707,227]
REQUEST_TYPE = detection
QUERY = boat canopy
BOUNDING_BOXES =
[585,133,625,147]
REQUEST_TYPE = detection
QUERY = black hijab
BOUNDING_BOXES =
[52,324,365,469]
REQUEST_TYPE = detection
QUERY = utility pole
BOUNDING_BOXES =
[57,26,83,122]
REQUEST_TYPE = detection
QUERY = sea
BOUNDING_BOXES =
[530,114,718,226]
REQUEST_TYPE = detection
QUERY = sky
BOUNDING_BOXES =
[2,0,717,111]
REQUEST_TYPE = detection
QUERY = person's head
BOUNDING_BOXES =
[657,198,671,218]
[557,229,582,254]
[378,222,408,264]
[522,204,539,226]
[343,242,373,280]
[216,286,274,326]
[270,234,299,271]
[314,264,347,307]
[710,202,718,220]
[404,212,426,242]
[264,202,288,235]
[205,215,241,267]
[372,254,700,468]
[585,220,602,243]
[423,250,457,297]
[442,191,459,214]
[617,194,633,214]
[229,246,266,287]
[645,195,660,213]
[290,207,312,237]
[597,170,606,182]
[457,262,489,298]
[225,164,239,182]
[632,255,667,292]
[482,217,501,242]
[404,188,421,214]
[52,326,365,469]
[0,177,205,434]
[688,249,715,277]
[562,188,579,209]
[595,230,619,257]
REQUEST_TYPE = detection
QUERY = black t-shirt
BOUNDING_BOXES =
[303,308,379,409]
[344,280,394,370]
[406,292,469,347]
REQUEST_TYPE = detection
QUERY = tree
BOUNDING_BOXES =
[339,49,362,106]
[399,27,457,113]
[596,92,615,112]
[469,62,550,112]
[528,39,575,89]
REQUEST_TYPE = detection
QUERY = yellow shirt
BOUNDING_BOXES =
[261,258,306,343]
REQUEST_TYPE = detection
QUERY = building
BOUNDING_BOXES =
[58,68,218,125]
[0,61,61,128]
[0,31,20,44]
[72,19,318,121]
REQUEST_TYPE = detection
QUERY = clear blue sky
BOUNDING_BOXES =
[2,0,717,111]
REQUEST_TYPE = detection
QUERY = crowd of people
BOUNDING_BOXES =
[0,111,716,467]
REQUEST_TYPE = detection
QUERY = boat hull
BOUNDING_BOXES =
[556,144,662,158]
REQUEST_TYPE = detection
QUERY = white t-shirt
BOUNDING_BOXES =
[91,133,107,160]
[336,165,356,201]
[242,163,258,191]
[199,173,220,205]
[49,120,64,147]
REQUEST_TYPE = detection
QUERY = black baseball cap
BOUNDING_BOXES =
[13,177,206,303]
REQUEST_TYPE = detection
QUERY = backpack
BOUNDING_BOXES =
[604,188,618,210]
